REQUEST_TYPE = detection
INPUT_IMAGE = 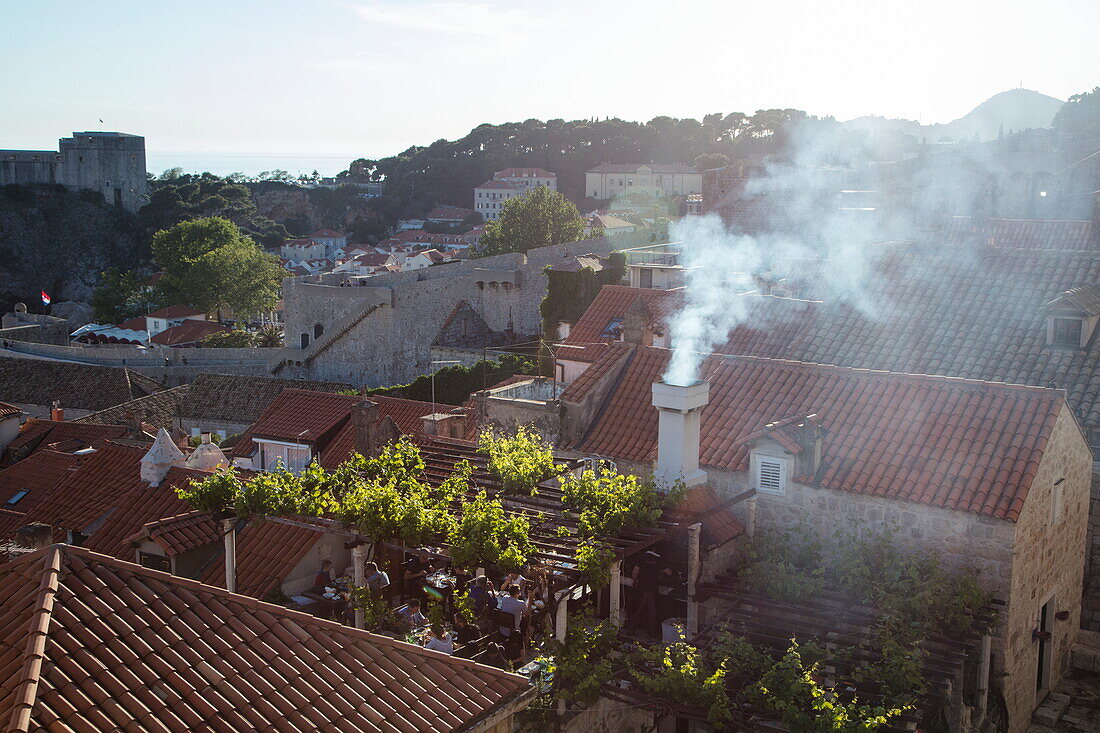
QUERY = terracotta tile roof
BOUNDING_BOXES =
[115,316,148,331]
[3,420,128,465]
[177,373,354,425]
[0,356,165,412]
[494,167,556,178]
[564,285,682,345]
[74,384,190,432]
[129,510,220,557]
[235,390,361,457]
[149,320,228,346]
[0,442,195,557]
[426,205,475,220]
[1044,284,1100,316]
[674,485,745,548]
[145,305,205,319]
[310,228,346,239]
[587,163,694,174]
[0,403,18,420]
[548,254,608,273]
[945,217,1096,251]
[564,345,1066,521]
[200,518,322,598]
[0,545,531,732]
[475,180,524,191]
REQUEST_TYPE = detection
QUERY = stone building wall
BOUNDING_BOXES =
[997,405,1092,732]
[1083,469,1100,631]
[279,233,652,387]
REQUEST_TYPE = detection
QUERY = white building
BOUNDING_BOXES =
[585,163,702,200]
[474,167,557,221]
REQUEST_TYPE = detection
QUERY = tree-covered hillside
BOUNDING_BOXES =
[339,111,813,220]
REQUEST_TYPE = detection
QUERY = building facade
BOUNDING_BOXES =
[585,163,702,200]
[474,167,557,221]
[0,131,147,212]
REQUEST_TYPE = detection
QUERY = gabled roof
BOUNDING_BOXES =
[426,205,475,220]
[74,384,190,432]
[945,217,1096,251]
[587,163,695,174]
[310,228,346,239]
[0,403,18,421]
[235,390,361,453]
[145,305,205,319]
[176,373,355,425]
[493,167,556,179]
[129,510,220,557]
[200,518,323,598]
[1044,284,1100,316]
[149,320,228,346]
[0,356,165,412]
[563,345,1067,522]
[3,420,128,465]
[0,545,530,732]
[0,442,197,557]
[564,285,682,345]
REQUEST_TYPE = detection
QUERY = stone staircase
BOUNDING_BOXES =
[1027,631,1100,732]
[271,302,384,374]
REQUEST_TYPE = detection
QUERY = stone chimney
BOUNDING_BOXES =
[793,415,825,480]
[141,428,187,486]
[50,401,64,422]
[351,399,400,457]
[651,380,709,489]
[185,433,229,471]
[421,410,466,439]
[15,522,53,551]
[623,296,651,346]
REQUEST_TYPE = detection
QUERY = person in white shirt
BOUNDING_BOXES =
[424,624,454,654]
[497,585,528,637]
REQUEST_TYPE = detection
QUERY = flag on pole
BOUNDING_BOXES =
[40,290,51,306]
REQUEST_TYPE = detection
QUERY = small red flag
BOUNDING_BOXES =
[41,290,51,306]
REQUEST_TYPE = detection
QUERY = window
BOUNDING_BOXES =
[259,442,311,473]
[754,456,787,495]
[4,490,29,507]
[139,552,171,572]
[313,323,324,339]
[1051,478,1065,524]
[1089,429,1100,463]
[1052,318,1082,347]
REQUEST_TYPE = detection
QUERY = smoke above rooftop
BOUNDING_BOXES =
[663,121,906,387]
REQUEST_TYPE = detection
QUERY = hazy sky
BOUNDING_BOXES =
[3,0,1098,159]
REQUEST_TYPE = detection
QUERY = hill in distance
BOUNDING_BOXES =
[842,88,1063,142]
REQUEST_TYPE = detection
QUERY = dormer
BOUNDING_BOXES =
[1042,285,1100,349]
[737,414,825,496]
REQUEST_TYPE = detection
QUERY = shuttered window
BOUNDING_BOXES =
[755,457,787,495]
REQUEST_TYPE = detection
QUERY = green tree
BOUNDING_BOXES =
[476,187,588,257]
[200,329,257,348]
[91,267,170,323]
[1053,86,1100,155]
[151,217,284,317]
[694,152,730,171]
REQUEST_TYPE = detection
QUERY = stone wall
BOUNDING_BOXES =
[1083,469,1100,632]
[997,406,1092,732]
[470,378,564,443]
[278,233,654,387]
[559,696,653,733]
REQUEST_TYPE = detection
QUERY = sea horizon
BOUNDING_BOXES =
[146,150,360,178]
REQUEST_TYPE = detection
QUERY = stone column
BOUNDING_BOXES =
[353,543,367,629]
[222,518,237,594]
[609,560,622,627]
[686,523,701,637]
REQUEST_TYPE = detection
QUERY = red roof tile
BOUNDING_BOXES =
[494,168,556,178]
[200,518,321,598]
[426,205,475,220]
[234,390,361,458]
[146,305,205,319]
[309,229,346,239]
[563,345,1066,521]
[0,545,530,732]
[0,403,19,421]
[945,217,1095,251]
[587,163,694,174]
[149,320,228,346]
[129,510,220,558]
[3,420,127,465]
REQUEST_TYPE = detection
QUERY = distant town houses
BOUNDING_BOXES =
[585,162,702,200]
[279,229,348,262]
[425,204,475,225]
[474,167,557,221]
[70,305,221,348]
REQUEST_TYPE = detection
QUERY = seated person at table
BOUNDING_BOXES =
[403,550,432,599]
[364,561,390,591]
[311,560,334,593]
[497,585,528,637]
[396,599,427,630]
[501,570,528,592]
[480,642,510,671]
[452,614,480,645]
[468,575,496,617]
[424,624,454,654]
